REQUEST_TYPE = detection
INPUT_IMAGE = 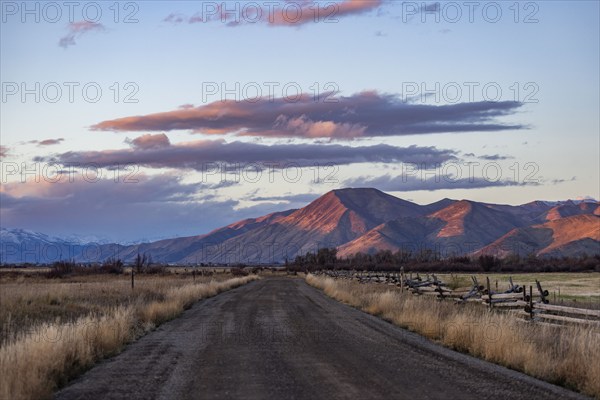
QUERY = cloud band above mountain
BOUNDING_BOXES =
[344,173,540,192]
[92,92,525,139]
[37,138,457,170]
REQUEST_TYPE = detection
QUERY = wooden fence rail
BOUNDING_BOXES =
[313,270,600,328]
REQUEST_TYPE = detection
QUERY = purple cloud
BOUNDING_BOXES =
[127,133,171,150]
[37,139,457,170]
[0,173,286,242]
[344,174,540,192]
[28,138,65,146]
[92,91,525,139]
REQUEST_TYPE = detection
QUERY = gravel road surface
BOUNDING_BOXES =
[55,277,589,400]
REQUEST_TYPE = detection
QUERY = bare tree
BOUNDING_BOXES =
[134,252,150,273]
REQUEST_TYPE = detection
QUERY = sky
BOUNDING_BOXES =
[1,0,599,242]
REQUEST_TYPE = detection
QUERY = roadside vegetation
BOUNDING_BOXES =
[306,274,600,399]
[0,264,258,400]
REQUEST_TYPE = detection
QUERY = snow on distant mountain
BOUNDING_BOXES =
[536,199,598,206]
[0,228,80,264]
[56,234,112,245]
[0,228,75,246]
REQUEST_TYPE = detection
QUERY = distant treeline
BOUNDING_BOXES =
[287,248,600,273]
[1,255,263,279]
[2,250,599,275]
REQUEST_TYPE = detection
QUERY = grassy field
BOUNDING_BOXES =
[435,272,600,307]
[0,270,259,400]
[0,269,238,344]
[306,273,600,399]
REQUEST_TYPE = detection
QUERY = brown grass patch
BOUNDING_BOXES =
[0,274,258,400]
[306,274,600,398]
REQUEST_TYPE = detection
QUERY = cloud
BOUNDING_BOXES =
[92,91,525,139]
[575,195,598,202]
[0,173,199,204]
[344,174,540,192]
[27,138,65,146]
[272,114,367,138]
[59,21,105,48]
[203,180,239,189]
[37,139,457,170]
[249,193,320,205]
[479,154,513,161]
[0,145,9,158]
[127,133,171,149]
[38,138,65,146]
[163,13,186,24]
[0,173,282,242]
[169,0,382,27]
[451,152,511,161]
[551,176,577,185]
[0,173,305,242]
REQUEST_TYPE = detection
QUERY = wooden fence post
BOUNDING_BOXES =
[131,268,134,290]
[486,277,492,309]
[400,268,405,294]
[529,285,533,319]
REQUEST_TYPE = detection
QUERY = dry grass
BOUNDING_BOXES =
[306,274,600,399]
[0,272,234,344]
[0,274,258,400]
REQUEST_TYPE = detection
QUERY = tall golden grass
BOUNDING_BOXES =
[0,275,258,400]
[0,273,237,344]
[306,274,600,399]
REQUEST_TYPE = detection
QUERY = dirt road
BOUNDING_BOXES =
[55,277,588,399]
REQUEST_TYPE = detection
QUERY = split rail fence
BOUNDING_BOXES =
[313,270,600,328]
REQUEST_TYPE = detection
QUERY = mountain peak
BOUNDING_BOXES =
[3,190,599,264]
[325,187,387,202]
[281,188,410,235]
[325,187,416,208]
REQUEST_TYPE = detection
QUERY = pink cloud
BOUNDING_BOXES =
[269,114,367,138]
[254,0,382,27]
[59,21,105,48]
[91,91,525,139]
[37,138,65,146]
[170,0,382,27]
[128,133,171,150]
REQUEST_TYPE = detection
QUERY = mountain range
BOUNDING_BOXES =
[1,188,598,264]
